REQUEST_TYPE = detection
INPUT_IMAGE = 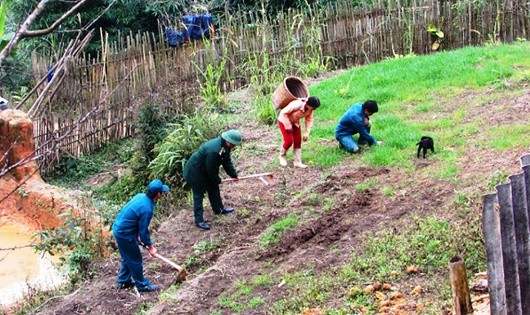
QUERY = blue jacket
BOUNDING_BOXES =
[112,193,155,246]
[335,102,377,145]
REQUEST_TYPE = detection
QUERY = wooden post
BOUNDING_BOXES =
[482,193,507,315]
[497,183,523,315]
[449,255,473,314]
[509,173,530,311]
[522,155,530,219]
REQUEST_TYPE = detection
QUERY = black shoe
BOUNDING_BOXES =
[219,207,234,215]
[117,282,134,290]
[138,284,160,292]
[196,222,211,230]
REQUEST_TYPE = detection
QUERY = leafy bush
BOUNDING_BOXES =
[148,110,227,190]
[94,100,174,205]
[34,207,107,284]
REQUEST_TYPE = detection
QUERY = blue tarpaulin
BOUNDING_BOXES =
[165,14,214,47]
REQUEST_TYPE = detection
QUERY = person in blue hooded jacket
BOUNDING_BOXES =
[335,100,383,153]
[112,179,169,292]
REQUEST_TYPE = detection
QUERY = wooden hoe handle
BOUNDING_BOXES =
[154,253,187,282]
[222,172,274,182]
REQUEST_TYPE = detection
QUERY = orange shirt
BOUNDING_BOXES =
[277,99,314,137]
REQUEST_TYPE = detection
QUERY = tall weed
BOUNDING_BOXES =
[193,39,229,112]
[239,50,282,125]
[195,60,228,110]
[254,95,277,125]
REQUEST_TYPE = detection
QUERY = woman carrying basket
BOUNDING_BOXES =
[277,96,321,168]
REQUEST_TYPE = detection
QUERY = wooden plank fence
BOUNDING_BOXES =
[26,0,530,173]
[483,153,530,315]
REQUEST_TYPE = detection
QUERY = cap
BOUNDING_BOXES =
[147,179,169,194]
[221,129,242,146]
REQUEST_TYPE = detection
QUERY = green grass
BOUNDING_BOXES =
[346,217,454,281]
[307,42,530,168]
[193,240,220,255]
[158,284,182,303]
[486,124,530,149]
[251,274,274,286]
[488,170,509,189]
[258,213,300,248]
[217,280,265,312]
[381,186,396,196]
[355,177,379,191]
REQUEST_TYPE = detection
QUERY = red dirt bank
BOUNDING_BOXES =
[0,109,86,232]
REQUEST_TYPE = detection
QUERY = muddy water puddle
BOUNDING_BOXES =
[0,217,65,307]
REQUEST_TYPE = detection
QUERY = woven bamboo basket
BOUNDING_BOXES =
[271,77,309,109]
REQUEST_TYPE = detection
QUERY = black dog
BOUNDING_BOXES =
[417,136,435,158]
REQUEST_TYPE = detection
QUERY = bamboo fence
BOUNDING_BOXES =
[483,154,530,315]
[28,0,530,173]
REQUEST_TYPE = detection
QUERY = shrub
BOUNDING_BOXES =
[34,205,107,284]
[148,110,227,190]
[93,99,174,204]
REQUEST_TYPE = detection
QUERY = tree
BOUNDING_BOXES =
[0,0,96,66]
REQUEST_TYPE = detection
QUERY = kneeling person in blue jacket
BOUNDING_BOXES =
[112,179,169,292]
[335,100,382,153]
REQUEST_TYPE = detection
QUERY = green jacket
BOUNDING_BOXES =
[183,136,238,187]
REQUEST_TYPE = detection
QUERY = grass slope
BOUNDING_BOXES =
[307,42,530,170]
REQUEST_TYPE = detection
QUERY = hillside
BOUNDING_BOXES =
[11,43,530,315]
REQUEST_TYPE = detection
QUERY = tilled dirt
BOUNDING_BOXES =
[30,159,461,315]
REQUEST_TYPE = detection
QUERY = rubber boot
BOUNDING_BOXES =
[293,148,307,168]
[279,147,288,167]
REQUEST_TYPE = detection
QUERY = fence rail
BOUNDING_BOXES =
[483,153,530,315]
[28,0,530,173]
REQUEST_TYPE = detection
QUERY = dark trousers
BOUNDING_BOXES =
[113,232,151,289]
[191,184,224,224]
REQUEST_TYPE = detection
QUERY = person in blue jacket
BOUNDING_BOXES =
[183,129,241,230]
[335,100,383,153]
[112,179,169,292]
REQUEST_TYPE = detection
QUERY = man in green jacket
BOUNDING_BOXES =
[183,129,242,230]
